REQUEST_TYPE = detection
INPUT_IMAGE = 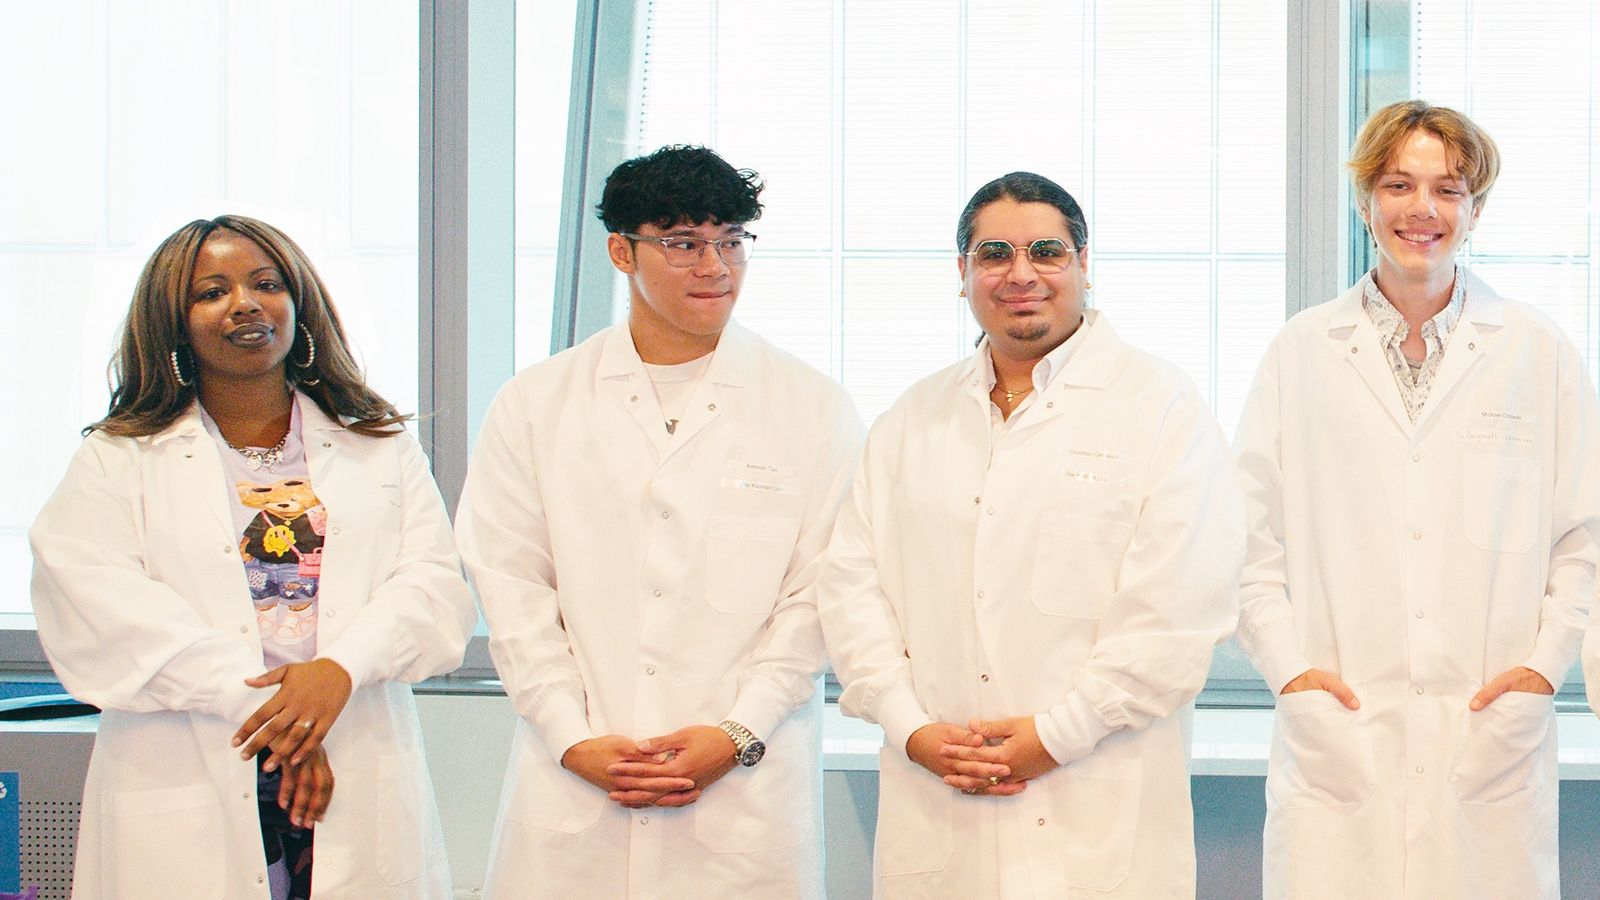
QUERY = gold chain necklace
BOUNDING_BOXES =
[993,383,1034,404]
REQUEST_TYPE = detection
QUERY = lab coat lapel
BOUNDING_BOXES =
[1411,276,1502,436]
[152,406,234,539]
[1327,286,1412,438]
[1000,311,1117,437]
[597,326,671,458]
[299,395,344,489]
[658,323,756,465]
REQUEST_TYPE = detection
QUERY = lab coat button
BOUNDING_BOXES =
[322,441,332,448]
[332,527,341,536]
[1415,610,1424,619]
[660,510,670,519]
[240,626,248,634]
[653,589,663,598]
[1411,454,1421,462]
[1415,766,1425,774]
[630,395,639,402]
[257,875,265,884]
[327,609,336,618]
[1412,531,1422,540]
[1415,686,1424,695]
[986,507,995,515]
[640,816,650,825]
[1350,347,1359,354]
[707,403,717,412]
[223,545,232,554]
[1468,342,1476,351]
[980,673,990,682]
[1046,401,1054,408]
[645,666,656,675]
[973,496,981,505]
[1036,818,1046,826]
[976,591,984,599]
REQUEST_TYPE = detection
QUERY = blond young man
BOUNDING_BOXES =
[1236,101,1600,899]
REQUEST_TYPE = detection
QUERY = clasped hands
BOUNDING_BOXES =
[231,658,355,828]
[563,725,739,809]
[908,717,1059,797]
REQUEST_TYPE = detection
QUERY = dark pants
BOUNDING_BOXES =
[257,754,314,900]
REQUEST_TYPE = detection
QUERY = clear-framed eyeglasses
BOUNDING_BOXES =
[621,232,758,267]
[965,238,1080,272]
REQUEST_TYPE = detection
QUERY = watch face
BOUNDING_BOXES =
[739,739,766,767]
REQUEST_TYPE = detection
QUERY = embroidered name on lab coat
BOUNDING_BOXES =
[720,460,791,493]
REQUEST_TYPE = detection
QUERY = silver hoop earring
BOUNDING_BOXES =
[294,322,317,369]
[170,348,193,387]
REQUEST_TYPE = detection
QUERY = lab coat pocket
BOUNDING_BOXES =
[704,514,801,614]
[101,782,225,899]
[1453,690,1552,807]
[1268,690,1374,808]
[1462,454,1539,553]
[693,738,811,852]
[874,747,953,876]
[1052,753,1142,892]
[1031,511,1134,618]
[375,751,427,885]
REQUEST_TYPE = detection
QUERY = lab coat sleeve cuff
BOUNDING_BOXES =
[875,682,935,759]
[208,675,274,726]
[533,692,596,764]
[1243,616,1313,695]
[320,625,403,694]
[1522,627,1579,693]
[724,677,797,743]
[1036,693,1114,767]
[1032,713,1070,767]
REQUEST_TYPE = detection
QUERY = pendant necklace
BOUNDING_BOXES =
[994,383,1034,404]
[228,435,288,471]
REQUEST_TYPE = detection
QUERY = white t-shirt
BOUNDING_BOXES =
[202,397,323,669]
[642,352,713,435]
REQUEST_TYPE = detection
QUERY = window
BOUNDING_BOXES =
[1408,0,1599,371]
[515,0,580,367]
[622,0,1287,432]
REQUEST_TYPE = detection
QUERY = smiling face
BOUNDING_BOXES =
[184,230,297,388]
[1361,128,1482,293]
[610,219,748,363]
[959,198,1088,366]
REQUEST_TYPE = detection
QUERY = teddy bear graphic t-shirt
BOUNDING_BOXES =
[201,398,322,669]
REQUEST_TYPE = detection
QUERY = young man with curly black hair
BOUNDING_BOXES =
[458,145,862,898]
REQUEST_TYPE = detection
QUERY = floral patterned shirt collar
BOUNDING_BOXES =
[1359,269,1466,423]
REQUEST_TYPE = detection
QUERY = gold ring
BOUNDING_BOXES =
[963,787,981,795]
[299,721,314,730]
[988,775,1000,786]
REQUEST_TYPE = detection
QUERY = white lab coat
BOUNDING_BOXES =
[818,312,1244,899]
[29,396,476,900]
[455,322,861,899]
[1235,270,1600,900]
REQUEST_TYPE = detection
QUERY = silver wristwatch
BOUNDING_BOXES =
[718,720,766,767]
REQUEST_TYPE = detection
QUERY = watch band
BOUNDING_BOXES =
[718,720,765,766]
